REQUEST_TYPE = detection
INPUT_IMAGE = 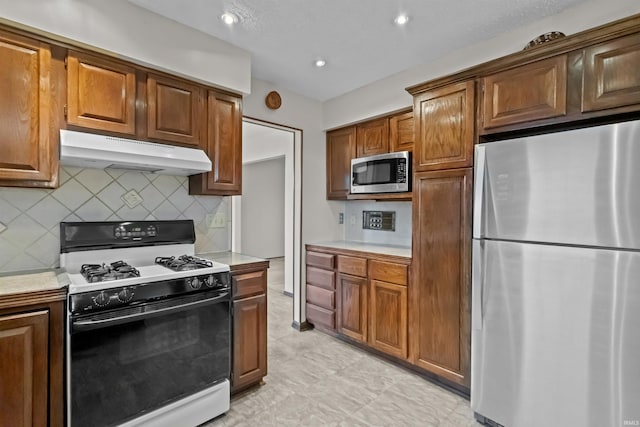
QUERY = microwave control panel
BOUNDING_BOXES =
[362,210,395,231]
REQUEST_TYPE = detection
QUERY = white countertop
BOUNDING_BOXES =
[307,241,412,259]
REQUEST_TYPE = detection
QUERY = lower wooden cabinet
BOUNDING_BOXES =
[369,280,407,359]
[231,262,269,394]
[337,273,367,342]
[0,288,65,427]
[305,245,410,361]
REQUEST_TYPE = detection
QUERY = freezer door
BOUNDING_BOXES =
[471,239,640,427]
[475,119,640,249]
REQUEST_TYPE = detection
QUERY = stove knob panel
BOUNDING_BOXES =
[205,274,218,288]
[93,291,111,307]
[117,288,134,303]
[188,277,202,289]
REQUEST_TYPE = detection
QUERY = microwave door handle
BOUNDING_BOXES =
[71,291,229,333]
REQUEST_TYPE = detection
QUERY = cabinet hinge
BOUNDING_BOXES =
[63,104,67,119]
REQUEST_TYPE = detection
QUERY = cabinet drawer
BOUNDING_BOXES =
[232,269,267,299]
[306,251,335,269]
[306,284,335,310]
[369,260,408,286]
[306,266,335,290]
[306,303,335,330]
[337,255,367,277]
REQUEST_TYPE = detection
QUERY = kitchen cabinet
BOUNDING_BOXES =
[66,50,137,135]
[413,81,475,172]
[481,56,567,131]
[356,117,389,157]
[336,254,368,342]
[146,73,205,147]
[368,260,408,359]
[189,90,242,196]
[0,288,66,427]
[411,168,472,388]
[305,245,410,361]
[0,29,57,188]
[389,110,414,153]
[231,263,268,394]
[305,251,337,331]
[582,33,640,113]
[326,126,357,200]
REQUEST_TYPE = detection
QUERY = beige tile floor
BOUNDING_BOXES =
[204,257,482,426]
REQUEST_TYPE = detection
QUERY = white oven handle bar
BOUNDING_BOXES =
[71,291,229,333]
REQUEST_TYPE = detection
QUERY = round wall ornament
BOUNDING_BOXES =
[265,91,282,110]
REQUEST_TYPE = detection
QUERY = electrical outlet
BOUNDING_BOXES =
[339,213,344,224]
[207,213,226,228]
[350,215,357,225]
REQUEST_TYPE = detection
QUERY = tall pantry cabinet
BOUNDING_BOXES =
[408,80,474,389]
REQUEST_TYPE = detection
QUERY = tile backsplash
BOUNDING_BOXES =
[344,201,412,247]
[0,167,230,273]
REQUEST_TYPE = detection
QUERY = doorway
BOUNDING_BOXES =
[231,118,303,327]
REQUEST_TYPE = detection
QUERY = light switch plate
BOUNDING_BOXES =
[207,212,226,228]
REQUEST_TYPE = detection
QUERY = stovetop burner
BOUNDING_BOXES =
[155,255,214,271]
[80,261,141,283]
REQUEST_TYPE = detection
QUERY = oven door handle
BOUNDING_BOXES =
[71,291,229,333]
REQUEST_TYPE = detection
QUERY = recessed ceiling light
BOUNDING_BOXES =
[314,59,326,68]
[394,14,409,25]
[221,12,238,25]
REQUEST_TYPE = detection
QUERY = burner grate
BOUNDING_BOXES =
[80,261,141,283]
[155,255,213,271]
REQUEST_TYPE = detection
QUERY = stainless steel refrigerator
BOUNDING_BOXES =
[471,119,640,427]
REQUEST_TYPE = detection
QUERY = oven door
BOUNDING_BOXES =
[69,289,230,427]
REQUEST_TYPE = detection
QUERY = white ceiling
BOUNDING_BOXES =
[129,0,586,101]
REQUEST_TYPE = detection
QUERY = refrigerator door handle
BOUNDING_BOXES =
[472,239,484,331]
[473,145,486,239]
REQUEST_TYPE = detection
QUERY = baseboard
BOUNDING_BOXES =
[282,290,293,297]
[291,320,313,331]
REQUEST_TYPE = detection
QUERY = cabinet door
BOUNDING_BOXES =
[356,117,389,157]
[326,126,356,199]
[582,33,640,113]
[66,51,136,134]
[482,56,567,130]
[369,280,407,359]
[413,81,475,172]
[389,111,414,153]
[0,30,56,187]
[189,91,242,195]
[147,73,204,146]
[337,273,367,342]
[411,168,472,388]
[233,294,267,393]
[0,310,49,427]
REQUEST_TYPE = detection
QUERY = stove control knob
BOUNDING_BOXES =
[189,277,202,289]
[205,274,217,288]
[117,288,134,303]
[93,291,110,307]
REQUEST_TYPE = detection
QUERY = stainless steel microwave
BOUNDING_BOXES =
[350,151,411,194]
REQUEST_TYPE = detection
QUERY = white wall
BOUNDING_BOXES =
[241,158,285,259]
[0,0,251,94]
[323,0,640,130]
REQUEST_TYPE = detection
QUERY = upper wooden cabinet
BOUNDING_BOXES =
[0,30,57,188]
[147,73,205,147]
[356,117,389,157]
[413,81,475,172]
[66,51,136,135]
[189,91,242,196]
[582,33,640,113]
[481,56,567,130]
[389,110,414,152]
[326,126,356,200]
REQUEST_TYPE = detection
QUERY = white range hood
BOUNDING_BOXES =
[59,129,212,176]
